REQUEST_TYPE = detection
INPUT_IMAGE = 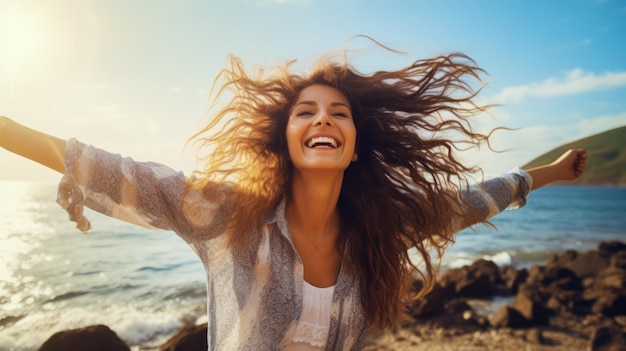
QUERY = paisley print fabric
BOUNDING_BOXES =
[57,139,532,350]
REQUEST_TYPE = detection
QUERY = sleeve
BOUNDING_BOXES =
[57,138,191,233]
[448,168,533,234]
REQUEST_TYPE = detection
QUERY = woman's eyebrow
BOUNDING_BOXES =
[294,101,350,108]
[294,101,316,107]
[331,102,350,108]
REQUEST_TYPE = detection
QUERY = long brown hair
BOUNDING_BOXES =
[188,43,492,331]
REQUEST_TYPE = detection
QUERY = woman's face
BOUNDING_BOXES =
[286,84,357,173]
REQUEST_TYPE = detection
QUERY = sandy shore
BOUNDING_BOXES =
[364,317,592,351]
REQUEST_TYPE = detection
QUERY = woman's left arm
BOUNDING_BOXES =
[525,149,587,190]
[448,149,587,235]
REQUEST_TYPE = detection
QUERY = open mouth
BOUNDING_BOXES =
[305,136,340,149]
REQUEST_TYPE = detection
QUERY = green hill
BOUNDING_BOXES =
[522,126,626,187]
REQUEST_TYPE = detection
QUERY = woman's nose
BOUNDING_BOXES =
[313,111,333,126]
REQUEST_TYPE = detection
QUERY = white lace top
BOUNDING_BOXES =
[286,281,336,350]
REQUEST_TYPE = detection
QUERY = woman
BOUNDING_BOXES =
[0,48,586,350]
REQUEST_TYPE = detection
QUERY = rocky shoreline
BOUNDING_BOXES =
[37,241,626,350]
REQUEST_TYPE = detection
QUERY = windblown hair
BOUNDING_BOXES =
[188,44,493,332]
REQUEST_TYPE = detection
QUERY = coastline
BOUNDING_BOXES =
[36,241,626,351]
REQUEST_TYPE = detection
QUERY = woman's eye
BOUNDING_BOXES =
[333,112,348,118]
[296,111,313,117]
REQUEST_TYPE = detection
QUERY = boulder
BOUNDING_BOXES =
[500,266,528,295]
[592,293,626,317]
[160,323,208,351]
[540,266,583,292]
[408,286,445,318]
[440,259,502,298]
[490,306,530,328]
[38,325,129,351]
[513,285,551,325]
[554,250,610,280]
[611,251,626,270]
[595,267,626,291]
[589,326,626,351]
[598,241,626,255]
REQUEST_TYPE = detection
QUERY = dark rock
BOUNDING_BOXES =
[444,299,472,314]
[500,266,528,295]
[409,294,444,318]
[584,277,597,289]
[590,325,626,351]
[456,272,492,297]
[545,289,591,316]
[422,244,626,336]
[490,306,530,328]
[526,328,545,344]
[615,316,626,328]
[611,252,626,270]
[160,323,208,351]
[438,268,460,297]
[525,266,547,286]
[408,285,446,318]
[592,293,626,317]
[513,285,551,325]
[541,266,583,291]
[559,250,609,280]
[599,241,626,255]
[441,259,502,298]
[408,285,445,318]
[595,267,626,290]
[38,325,129,351]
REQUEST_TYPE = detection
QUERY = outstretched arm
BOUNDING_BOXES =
[448,148,588,235]
[0,116,66,173]
[525,149,587,190]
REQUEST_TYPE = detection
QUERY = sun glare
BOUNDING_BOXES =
[0,7,53,86]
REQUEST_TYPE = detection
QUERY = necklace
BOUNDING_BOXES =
[293,225,337,251]
[301,231,331,251]
[285,204,339,251]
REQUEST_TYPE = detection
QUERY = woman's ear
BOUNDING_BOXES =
[352,153,359,162]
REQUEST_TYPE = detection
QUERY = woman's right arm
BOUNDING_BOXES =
[0,116,66,173]
[1,116,223,238]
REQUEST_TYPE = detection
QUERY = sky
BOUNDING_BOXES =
[1,0,625,182]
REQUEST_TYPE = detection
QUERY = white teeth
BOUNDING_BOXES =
[307,136,338,148]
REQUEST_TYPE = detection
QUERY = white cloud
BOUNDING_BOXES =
[461,112,626,175]
[492,69,626,104]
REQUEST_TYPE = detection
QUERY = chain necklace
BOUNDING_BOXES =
[299,229,333,251]
[286,204,339,251]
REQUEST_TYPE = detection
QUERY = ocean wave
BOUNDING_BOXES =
[0,302,204,350]
[445,251,512,269]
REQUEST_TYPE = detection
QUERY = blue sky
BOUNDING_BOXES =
[1,0,625,182]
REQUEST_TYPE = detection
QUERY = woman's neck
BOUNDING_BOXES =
[286,170,343,242]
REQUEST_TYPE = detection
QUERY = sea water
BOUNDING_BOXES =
[0,181,625,350]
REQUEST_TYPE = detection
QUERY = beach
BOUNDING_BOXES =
[37,240,626,350]
[1,182,625,350]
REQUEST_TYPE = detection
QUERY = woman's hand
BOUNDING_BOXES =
[525,149,587,190]
[550,149,587,181]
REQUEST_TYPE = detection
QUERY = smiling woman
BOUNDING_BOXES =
[0,37,587,350]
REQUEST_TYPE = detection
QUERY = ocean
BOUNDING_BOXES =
[0,181,625,350]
